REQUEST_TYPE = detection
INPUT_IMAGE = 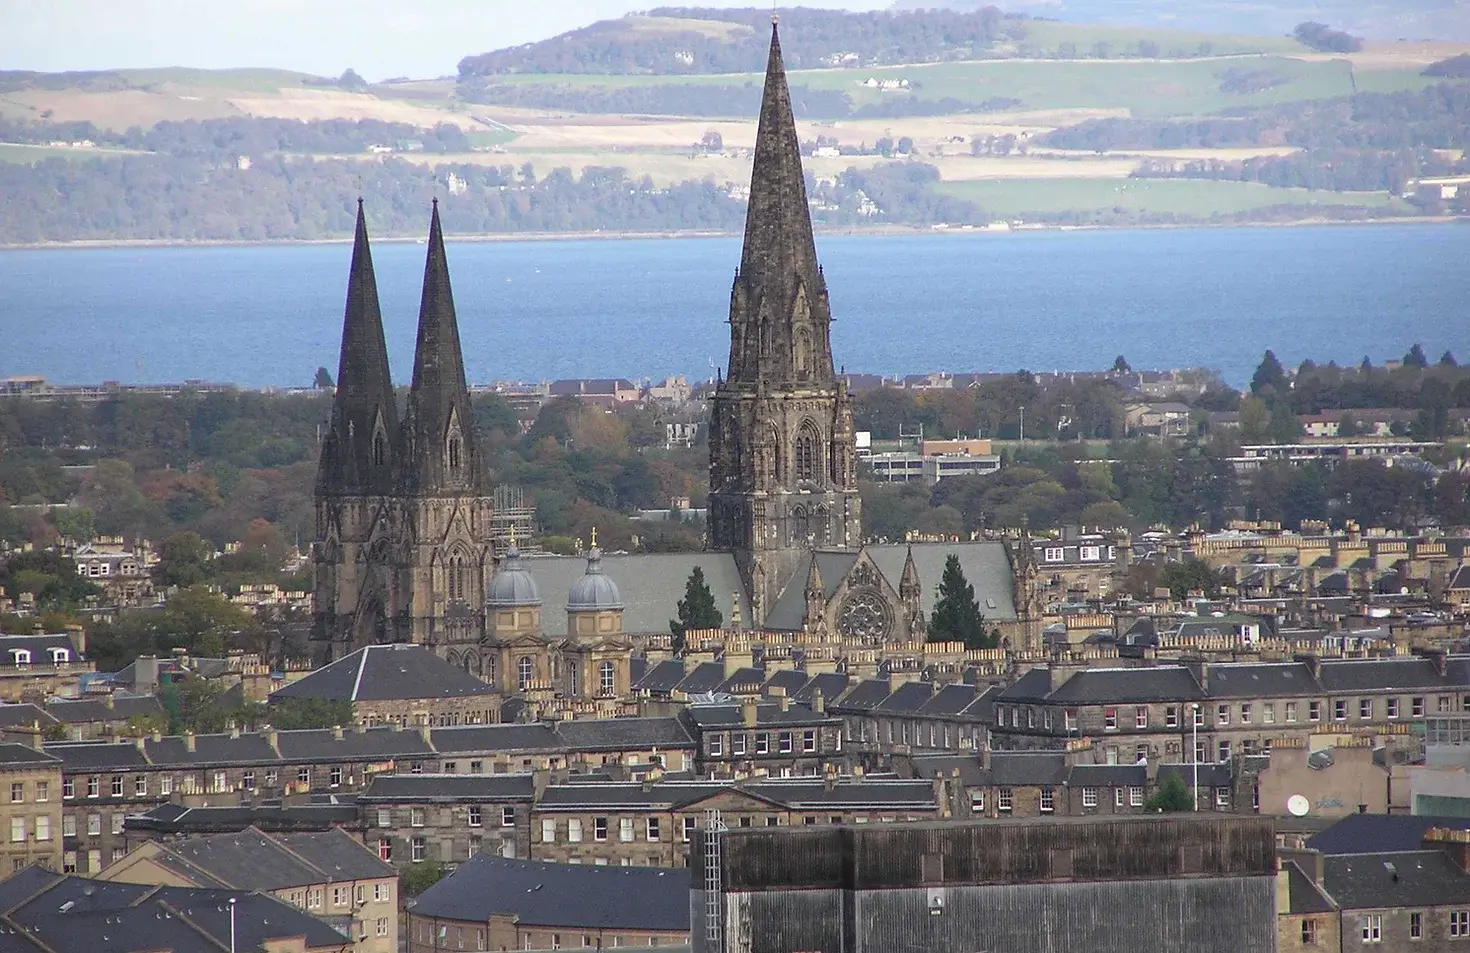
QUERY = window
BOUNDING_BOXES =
[86,814,101,836]
[568,819,583,843]
[241,771,254,791]
[1217,740,1230,762]
[131,774,146,796]
[378,838,392,862]
[619,818,634,842]
[1215,788,1230,808]
[1130,787,1144,807]
[709,735,723,757]
[410,808,425,828]
[518,657,534,691]
[594,818,608,842]
[1413,697,1426,718]
[330,766,342,786]
[803,730,817,752]
[1080,545,1102,561]
[1082,787,1098,808]
[794,425,818,481]
[9,817,23,843]
[1104,708,1117,731]
[1301,919,1318,945]
[970,791,985,813]
[1333,699,1347,722]
[779,732,793,754]
[1043,547,1064,562]
[541,819,556,842]
[1025,709,1034,730]
[265,770,277,786]
[1064,708,1078,731]
[1362,913,1382,943]
[111,814,123,834]
[1308,701,1321,723]
[1135,707,1149,729]
[8,782,22,803]
[410,763,423,775]
[411,837,425,863]
[86,777,98,798]
[35,816,49,842]
[1165,707,1178,729]
[755,732,769,755]
[1411,911,1423,939]
[1263,703,1275,724]
[997,787,1013,812]
[1114,787,1124,808]
[731,733,746,756]
[1193,706,1205,727]
[1442,696,1454,714]
[468,806,482,827]
[647,818,660,842]
[35,782,47,802]
[1388,698,1400,719]
[1216,704,1229,727]
[683,817,696,841]
[332,886,347,907]
[1040,787,1055,813]
[110,775,122,797]
[62,815,75,838]
[1240,703,1252,725]
[502,807,515,827]
[211,771,227,793]
[1359,698,1373,719]
[374,883,387,902]
[599,661,616,695]
[1452,910,1470,938]
[377,918,389,938]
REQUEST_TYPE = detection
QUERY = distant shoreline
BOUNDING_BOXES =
[1,215,1460,251]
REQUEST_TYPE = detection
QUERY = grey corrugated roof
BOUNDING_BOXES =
[360,774,536,802]
[269,643,496,702]
[411,855,689,930]
[518,552,751,636]
[1325,851,1470,909]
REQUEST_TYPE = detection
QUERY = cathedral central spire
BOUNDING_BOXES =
[727,20,834,385]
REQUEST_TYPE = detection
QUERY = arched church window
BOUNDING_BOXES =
[791,505,810,546]
[448,435,462,471]
[599,660,616,695]
[517,656,533,691]
[794,422,820,482]
[372,431,387,467]
[816,505,831,546]
[794,329,811,379]
[447,555,466,602]
[569,664,580,697]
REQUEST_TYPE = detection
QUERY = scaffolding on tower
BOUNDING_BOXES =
[703,808,727,952]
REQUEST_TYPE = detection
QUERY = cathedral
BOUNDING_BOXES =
[312,21,1042,683]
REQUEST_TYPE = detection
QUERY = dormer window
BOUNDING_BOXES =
[49,648,69,665]
[11,649,30,668]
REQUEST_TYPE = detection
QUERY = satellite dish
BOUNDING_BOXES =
[1287,794,1310,817]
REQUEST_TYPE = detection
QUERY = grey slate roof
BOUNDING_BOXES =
[553,716,694,752]
[0,704,58,729]
[875,681,937,713]
[674,662,728,695]
[0,743,58,766]
[411,854,689,930]
[794,672,851,705]
[1308,814,1470,855]
[1156,762,1234,790]
[1206,662,1320,698]
[46,693,162,724]
[430,723,561,754]
[1316,656,1458,692]
[43,740,148,771]
[126,801,359,835]
[275,829,395,882]
[1066,763,1147,787]
[1035,666,1204,704]
[634,659,687,694]
[269,643,497,702]
[917,683,995,721]
[1324,851,1470,909]
[274,725,435,761]
[681,703,835,729]
[1284,861,1335,915]
[830,679,893,711]
[159,828,329,891]
[359,774,537,802]
[518,551,751,636]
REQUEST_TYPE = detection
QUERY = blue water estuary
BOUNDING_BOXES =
[2,224,1466,389]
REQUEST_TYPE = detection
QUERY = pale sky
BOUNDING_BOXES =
[0,0,889,80]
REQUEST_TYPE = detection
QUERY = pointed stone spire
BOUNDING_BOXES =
[900,545,921,600]
[803,556,826,634]
[727,18,833,385]
[398,200,481,494]
[318,199,398,497]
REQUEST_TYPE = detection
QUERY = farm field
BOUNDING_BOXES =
[939,177,1413,218]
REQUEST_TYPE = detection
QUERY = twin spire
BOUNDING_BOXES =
[318,199,481,499]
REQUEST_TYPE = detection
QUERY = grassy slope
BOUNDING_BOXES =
[939,177,1412,217]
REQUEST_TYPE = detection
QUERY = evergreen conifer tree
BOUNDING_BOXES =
[670,566,722,651]
[926,554,993,649]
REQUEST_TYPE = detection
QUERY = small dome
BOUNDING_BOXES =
[487,545,541,607]
[567,548,623,611]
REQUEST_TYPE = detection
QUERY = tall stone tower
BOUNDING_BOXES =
[313,200,401,652]
[312,201,494,666]
[394,200,494,659]
[707,20,861,624]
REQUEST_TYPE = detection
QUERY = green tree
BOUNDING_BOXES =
[1238,396,1270,444]
[1159,558,1222,600]
[1250,350,1287,397]
[1403,343,1428,368]
[670,566,722,652]
[1145,772,1194,812]
[313,366,334,389]
[1267,402,1303,444]
[926,554,994,649]
[1112,355,1131,374]
[267,697,355,730]
[1337,412,1360,438]
[1440,351,1458,367]
[51,507,95,542]
[401,860,445,896]
[155,532,215,587]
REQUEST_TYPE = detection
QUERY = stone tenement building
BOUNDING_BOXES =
[313,200,494,666]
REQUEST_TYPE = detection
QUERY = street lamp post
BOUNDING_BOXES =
[1189,703,1200,812]
[228,897,236,953]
